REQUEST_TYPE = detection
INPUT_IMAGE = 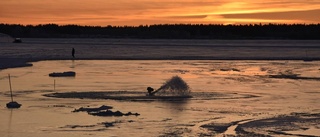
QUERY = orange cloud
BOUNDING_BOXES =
[221,9,320,23]
[0,0,319,26]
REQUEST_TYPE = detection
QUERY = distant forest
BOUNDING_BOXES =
[1,23,320,39]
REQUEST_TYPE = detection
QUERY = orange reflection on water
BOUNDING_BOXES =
[0,60,316,93]
[0,60,320,137]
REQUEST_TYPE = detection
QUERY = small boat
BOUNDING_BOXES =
[49,71,76,77]
[13,38,22,43]
[6,101,21,108]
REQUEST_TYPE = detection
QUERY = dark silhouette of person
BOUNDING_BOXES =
[72,48,75,58]
[147,87,154,96]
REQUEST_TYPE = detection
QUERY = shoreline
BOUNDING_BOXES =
[0,58,34,70]
[1,38,319,70]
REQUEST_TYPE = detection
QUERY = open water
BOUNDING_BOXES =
[0,39,319,137]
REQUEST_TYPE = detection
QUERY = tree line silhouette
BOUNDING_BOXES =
[1,23,319,39]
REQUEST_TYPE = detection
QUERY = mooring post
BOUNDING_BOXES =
[8,74,13,102]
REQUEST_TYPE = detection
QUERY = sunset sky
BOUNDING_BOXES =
[1,0,319,26]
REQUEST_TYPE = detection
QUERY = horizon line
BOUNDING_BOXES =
[1,22,320,27]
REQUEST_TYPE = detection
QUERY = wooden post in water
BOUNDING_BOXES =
[8,74,13,102]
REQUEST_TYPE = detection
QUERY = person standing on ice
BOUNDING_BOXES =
[72,48,75,58]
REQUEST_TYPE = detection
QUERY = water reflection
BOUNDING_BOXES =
[0,60,320,137]
[70,60,75,69]
[7,109,13,137]
[160,99,190,114]
[0,60,320,93]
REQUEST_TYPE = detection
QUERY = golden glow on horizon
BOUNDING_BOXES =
[0,0,319,26]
